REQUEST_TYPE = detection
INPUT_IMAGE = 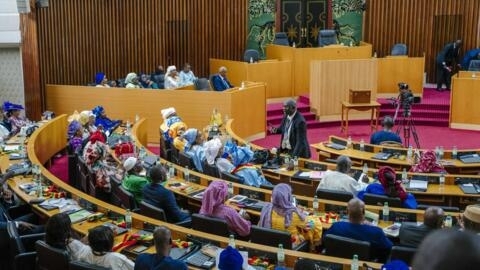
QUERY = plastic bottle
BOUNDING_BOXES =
[444,215,452,227]
[292,41,296,48]
[312,195,319,214]
[229,234,236,248]
[439,146,444,160]
[125,120,131,136]
[168,163,175,179]
[439,172,445,186]
[382,202,389,222]
[293,156,299,170]
[277,244,286,267]
[125,209,132,230]
[362,163,368,174]
[407,146,413,161]
[249,57,254,63]
[401,168,408,181]
[351,254,359,270]
[139,146,147,159]
[359,138,365,151]
[435,146,440,159]
[184,166,190,182]
[452,146,458,159]
[347,136,353,149]
[292,195,297,207]
[228,182,234,197]
[373,51,377,58]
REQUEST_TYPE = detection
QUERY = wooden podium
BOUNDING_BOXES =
[450,73,480,130]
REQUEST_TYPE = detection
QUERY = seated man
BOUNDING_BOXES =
[460,204,480,234]
[211,66,234,91]
[316,155,367,196]
[135,226,188,270]
[399,206,444,247]
[122,157,150,204]
[323,198,393,262]
[370,116,402,145]
[142,165,190,224]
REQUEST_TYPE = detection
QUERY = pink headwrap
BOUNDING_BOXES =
[378,166,407,201]
[199,180,228,215]
[410,150,445,173]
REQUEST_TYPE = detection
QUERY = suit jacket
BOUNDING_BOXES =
[211,74,233,91]
[398,222,435,248]
[436,42,461,65]
[274,111,311,158]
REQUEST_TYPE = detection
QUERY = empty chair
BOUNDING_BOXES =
[194,78,211,90]
[178,152,195,171]
[391,43,408,56]
[35,240,70,270]
[324,234,371,260]
[116,185,138,211]
[191,213,230,237]
[243,49,260,63]
[318,29,337,47]
[389,245,417,265]
[468,60,480,71]
[363,193,402,207]
[203,160,220,178]
[273,32,289,46]
[69,261,110,270]
[250,225,309,251]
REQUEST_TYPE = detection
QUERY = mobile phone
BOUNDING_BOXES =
[132,245,148,253]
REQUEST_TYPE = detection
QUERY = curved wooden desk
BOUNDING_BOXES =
[11,114,384,269]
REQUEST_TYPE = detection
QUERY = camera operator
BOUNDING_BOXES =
[398,83,414,117]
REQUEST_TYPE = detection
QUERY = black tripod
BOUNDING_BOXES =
[395,106,421,148]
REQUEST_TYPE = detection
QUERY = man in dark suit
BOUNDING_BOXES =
[436,39,462,91]
[211,66,234,91]
[399,206,444,247]
[268,99,311,158]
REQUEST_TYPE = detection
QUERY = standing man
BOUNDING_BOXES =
[268,99,311,158]
[436,39,462,91]
[211,66,234,91]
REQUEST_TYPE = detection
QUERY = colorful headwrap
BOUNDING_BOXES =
[89,130,106,144]
[218,246,243,270]
[2,101,24,112]
[381,260,409,270]
[182,128,198,145]
[378,166,407,201]
[199,180,228,216]
[67,111,81,123]
[258,183,305,228]
[161,107,176,119]
[79,110,94,126]
[67,120,82,139]
[204,138,223,165]
[92,106,105,118]
[125,72,138,84]
[95,72,105,85]
[410,150,445,173]
[223,141,253,167]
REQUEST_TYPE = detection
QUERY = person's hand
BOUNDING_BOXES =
[17,221,34,231]
[268,126,277,133]
[240,210,250,220]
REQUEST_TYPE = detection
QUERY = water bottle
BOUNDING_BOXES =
[292,41,296,48]
[362,163,368,174]
[125,120,131,136]
[228,182,234,197]
[407,146,413,161]
[452,146,458,159]
[312,195,319,214]
[184,166,190,182]
[229,234,236,248]
[139,147,147,159]
[439,172,445,186]
[37,176,43,198]
[292,195,297,207]
[351,254,359,270]
[347,136,352,149]
[373,51,377,58]
[435,146,440,159]
[293,156,299,170]
[125,209,132,230]
[277,244,286,267]
[439,146,444,160]
[168,163,175,179]
[444,215,452,228]
[359,138,365,151]
[250,57,254,63]
[382,202,389,222]
[401,168,408,182]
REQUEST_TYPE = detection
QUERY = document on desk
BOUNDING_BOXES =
[297,171,325,179]
[408,180,428,191]
[4,145,20,151]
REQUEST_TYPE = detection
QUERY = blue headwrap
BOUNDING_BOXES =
[381,260,409,270]
[95,72,105,85]
[218,246,243,270]
[223,141,253,167]
[182,128,198,145]
[67,120,82,139]
[92,106,104,118]
[2,101,24,112]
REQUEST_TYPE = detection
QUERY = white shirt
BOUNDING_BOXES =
[165,76,180,89]
[70,240,134,270]
[281,112,296,149]
[316,170,367,196]
[179,70,197,86]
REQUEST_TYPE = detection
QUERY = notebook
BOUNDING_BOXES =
[372,152,392,160]
[68,209,93,223]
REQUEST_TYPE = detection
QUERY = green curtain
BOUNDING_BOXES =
[246,0,276,59]
[332,0,364,46]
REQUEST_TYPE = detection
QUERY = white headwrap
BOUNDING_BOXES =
[204,137,223,165]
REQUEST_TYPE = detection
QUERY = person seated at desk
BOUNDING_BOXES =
[139,72,159,89]
[359,166,417,209]
[179,63,197,87]
[211,66,234,91]
[142,165,190,224]
[122,157,150,204]
[369,116,402,145]
[95,72,110,88]
[216,140,272,188]
[199,180,251,237]
[204,137,223,166]
[460,204,480,234]
[316,155,367,196]
[45,212,86,261]
[399,206,444,247]
[164,65,180,89]
[258,183,322,251]
[150,65,165,89]
[77,110,97,139]
[323,198,393,262]
[218,246,243,270]
[175,128,206,172]
[135,226,188,270]
[409,150,446,173]
[0,106,12,139]
[2,101,27,135]
[75,225,134,270]
[125,72,141,89]
[92,105,121,135]
[67,120,85,153]
[160,107,188,145]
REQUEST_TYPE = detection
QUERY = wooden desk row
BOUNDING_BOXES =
[11,114,385,269]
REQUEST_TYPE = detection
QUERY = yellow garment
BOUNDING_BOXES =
[173,136,187,152]
[210,109,223,127]
[271,210,322,249]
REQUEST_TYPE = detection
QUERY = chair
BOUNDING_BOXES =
[389,246,417,265]
[67,145,79,189]
[203,160,220,178]
[363,193,402,208]
[316,188,354,202]
[159,135,172,161]
[69,260,109,270]
[243,49,260,63]
[323,234,371,261]
[139,201,191,227]
[380,141,404,148]
[35,240,70,270]
[416,204,460,212]
[178,152,195,170]
[7,221,44,270]
[273,32,289,46]
[318,29,337,47]
[250,225,309,251]
[468,60,480,71]
[194,78,211,90]
[116,185,138,211]
[219,171,243,184]
[170,146,180,165]
[391,43,408,56]
[191,213,230,237]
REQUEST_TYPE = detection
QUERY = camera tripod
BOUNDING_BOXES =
[395,109,421,148]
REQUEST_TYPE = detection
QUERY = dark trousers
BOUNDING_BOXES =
[436,62,452,90]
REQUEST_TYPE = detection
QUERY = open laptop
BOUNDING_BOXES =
[458,153,480,164]
[325,142,346,150]
[406,179,428,192]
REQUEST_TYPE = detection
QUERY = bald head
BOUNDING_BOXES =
[347,198,365,223]
[423,207,445,228]
[154,226,172,256]
[336,155,352,174]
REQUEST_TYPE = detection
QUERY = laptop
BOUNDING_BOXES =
[459,153,480,164]
[372,152,392,160]
[407,179,428,192]
[458,183,480,194]
[325,142,346,150]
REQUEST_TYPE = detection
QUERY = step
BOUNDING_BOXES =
[267,102,311,117]
[267,112,317,125]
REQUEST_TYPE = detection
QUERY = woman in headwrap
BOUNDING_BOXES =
[175,128,205,172]
[92,105,121,135]
[78,110,97,139]
[359,166,417,209]
[258,183,322,251]
[94,72,110,88]
[67,120,84,153]
[164,65,180,89]
[410,150,446,173]
[138,73,159,89]
[199,180,251,237]
[160,107,187,144]
[125,72,141,89]
[204,137,223,166]
[3,101,26,135]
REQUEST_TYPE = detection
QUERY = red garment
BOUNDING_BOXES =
[378,166,407,201]
[409,150,445,173]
